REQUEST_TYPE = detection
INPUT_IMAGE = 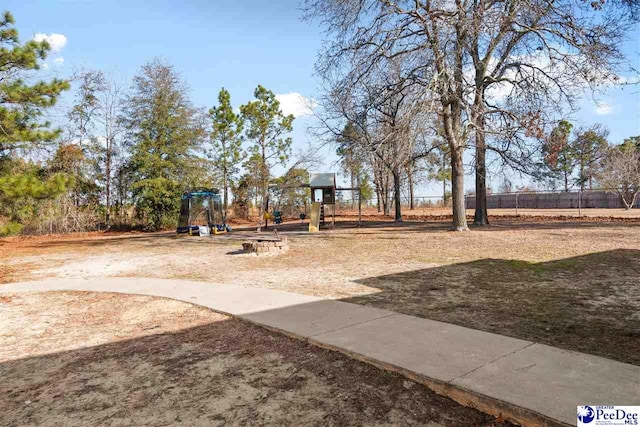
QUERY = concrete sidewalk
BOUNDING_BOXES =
[2,278,638,426]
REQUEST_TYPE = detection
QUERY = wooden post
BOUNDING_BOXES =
[515,192,519,216]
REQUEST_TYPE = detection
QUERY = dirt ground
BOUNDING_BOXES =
[366,207,640,219]
[0,291,510,427]
[1,214,639,365]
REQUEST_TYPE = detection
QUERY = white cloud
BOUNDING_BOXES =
[33,33,67,52]
[275,92,317,118]
[595,102,613,115]
[54,57,64,64]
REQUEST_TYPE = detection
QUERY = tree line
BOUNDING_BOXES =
[0,11,301,235]
[305,0,640,229]
[541,122,640,208]
[1,5,639,236]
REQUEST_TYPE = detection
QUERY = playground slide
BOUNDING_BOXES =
[309,202,321,233]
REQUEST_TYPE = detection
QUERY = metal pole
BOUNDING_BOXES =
[515,192,519,216]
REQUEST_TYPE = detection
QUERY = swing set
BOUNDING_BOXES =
[263,173,362,232]
[176,190,231,236]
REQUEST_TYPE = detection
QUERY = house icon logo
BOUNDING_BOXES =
[577,406,595,424]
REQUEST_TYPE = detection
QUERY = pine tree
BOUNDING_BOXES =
[121,59,206,230]
[0,11,70,235]
[0,159,73,235]
[209,88,244,220]
[0,12,69,150]
[240,85,293,227]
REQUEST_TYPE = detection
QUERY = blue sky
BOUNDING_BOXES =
[7,0,640,195]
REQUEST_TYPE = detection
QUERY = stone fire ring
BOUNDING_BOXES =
[242,236,289,254]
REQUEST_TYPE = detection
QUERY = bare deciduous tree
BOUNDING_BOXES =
[304,0,638,229]
[304,0,470,229]
[470,0,636,223]
[598,143,640,210]
[68,70,125,228]
[314,58,437,222]
[96,74,125,228]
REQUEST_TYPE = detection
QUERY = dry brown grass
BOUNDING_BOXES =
[0,292,509,427]
[2,215,639,364]
[343,206,640,219]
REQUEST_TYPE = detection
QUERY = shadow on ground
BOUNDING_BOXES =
[345,249,640,365]
[0,292,508,427]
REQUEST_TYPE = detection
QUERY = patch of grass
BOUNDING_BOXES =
[351,249,640,365]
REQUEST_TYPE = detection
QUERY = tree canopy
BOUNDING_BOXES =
[0,11,71,235]
[121,59,208,230]
[209,87,244,217]
[0,12,69,149]
[240,85,294,225]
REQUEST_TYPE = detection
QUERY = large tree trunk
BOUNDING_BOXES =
[449,16,469,231]
[450,145,468,230]
[442,93,467,230]
[473,86,489,226]
[393,169,402,222]
[473,148,489,225]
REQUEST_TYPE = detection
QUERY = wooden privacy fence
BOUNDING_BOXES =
[465,190,638,210]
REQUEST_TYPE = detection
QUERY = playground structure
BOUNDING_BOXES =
[264,172,362,232]
[309,173,335,232]
[176,190,231,236]
[177,174,361,235]
[308,172,362,232]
